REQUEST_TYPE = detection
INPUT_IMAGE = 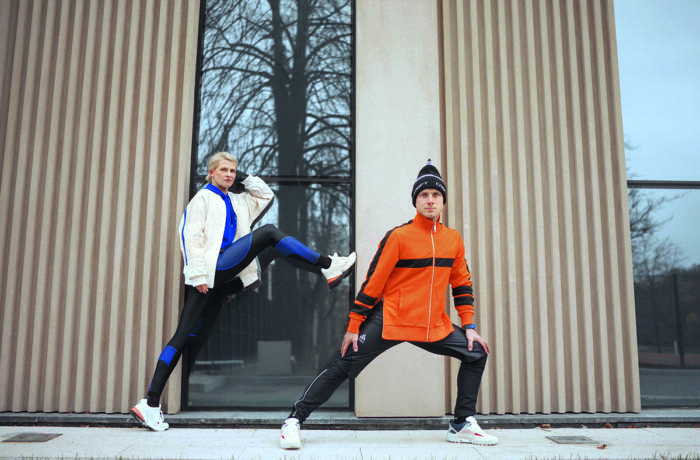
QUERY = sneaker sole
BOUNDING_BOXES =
[129,407,147,427]
[446,434,497,446]
[326,265,353,289]
[129,407,169,432]
[279,439,302,449]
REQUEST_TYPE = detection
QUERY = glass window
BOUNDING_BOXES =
[629,188,700,407]
[188,0,353,409]
[616,0,700,408]
[187,184,352,408]
[636,272,700,407]
[195,0,352,179]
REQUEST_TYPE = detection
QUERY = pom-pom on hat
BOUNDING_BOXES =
[411,159,447,207]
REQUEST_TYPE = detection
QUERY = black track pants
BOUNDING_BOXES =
[146,225,324,406]
[289,303,488,422]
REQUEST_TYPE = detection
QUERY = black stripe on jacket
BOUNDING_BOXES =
[352,220,412,317]
[395,257,454,268]
[454,296,474,306]
[452,285,473,297]
[356,292,376,307]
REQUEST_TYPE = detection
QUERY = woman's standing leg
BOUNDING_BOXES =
[131,285,224,431]
[182,279,244,377]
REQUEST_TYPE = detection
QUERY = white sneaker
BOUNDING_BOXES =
[321,252,356,288]
[280,417,302,449]
[130,398,169,432]
[446,416,498,445]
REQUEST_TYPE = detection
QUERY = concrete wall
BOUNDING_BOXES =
[354,0,446,417]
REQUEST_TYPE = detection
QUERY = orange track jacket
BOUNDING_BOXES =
[348,213,476,342]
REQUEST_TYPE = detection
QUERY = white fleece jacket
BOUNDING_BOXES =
[178,175,274,288]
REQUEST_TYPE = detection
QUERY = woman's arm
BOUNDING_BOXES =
[240,174,275,226]
[180,193,209,286]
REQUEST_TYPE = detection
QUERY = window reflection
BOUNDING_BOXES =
[189,0,353,409]
[629,188,700,407]
[187,184,352,408]
[197,0,352,178]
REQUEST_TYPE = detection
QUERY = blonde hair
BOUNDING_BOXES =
[205,152,238,183]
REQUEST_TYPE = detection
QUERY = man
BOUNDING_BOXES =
[279,160,498,449]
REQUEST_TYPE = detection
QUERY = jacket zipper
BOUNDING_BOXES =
[427,223,436,341]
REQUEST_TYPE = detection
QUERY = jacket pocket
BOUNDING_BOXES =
[382,287,401,325]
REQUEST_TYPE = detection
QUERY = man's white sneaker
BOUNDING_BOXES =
[321,252,356,289]
[130,398,169,432]
[280,417,302,449]
[446,416,498,445]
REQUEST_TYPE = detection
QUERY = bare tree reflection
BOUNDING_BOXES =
[198,0,351,179]
[626,144,699,368]
[194,0,353,390]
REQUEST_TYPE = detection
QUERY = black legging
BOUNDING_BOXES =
[180,246,322,377]
[146,224,329,406]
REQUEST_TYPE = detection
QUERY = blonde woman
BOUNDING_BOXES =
[131,152,355,431]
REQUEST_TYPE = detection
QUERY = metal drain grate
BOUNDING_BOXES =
[2,433,62,443]
[546,435,600,445]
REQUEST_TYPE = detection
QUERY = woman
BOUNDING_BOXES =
[130,152,355,431]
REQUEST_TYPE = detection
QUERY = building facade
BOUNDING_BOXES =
[0,0,640,415]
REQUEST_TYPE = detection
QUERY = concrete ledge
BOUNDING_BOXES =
[1,408,699,430]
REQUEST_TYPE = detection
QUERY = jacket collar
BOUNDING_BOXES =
[413,212,441,231]
[205,183,228,199]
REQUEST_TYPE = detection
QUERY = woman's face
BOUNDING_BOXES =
[210,159,237,192]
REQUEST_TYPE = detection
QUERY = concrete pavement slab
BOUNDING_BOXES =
[239,429,363,460]
[116,428,255,459]
[0,425,698,459]
[484,427,699,460]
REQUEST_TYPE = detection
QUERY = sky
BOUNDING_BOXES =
[614,0,700,266]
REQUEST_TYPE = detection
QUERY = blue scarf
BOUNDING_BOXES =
[205,184,237,249]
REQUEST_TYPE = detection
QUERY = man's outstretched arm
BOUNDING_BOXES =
[347,227,401,333]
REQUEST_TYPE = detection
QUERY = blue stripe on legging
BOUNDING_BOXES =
[216,233,253,270]
[275,236,320,264]
[158,345,177,366]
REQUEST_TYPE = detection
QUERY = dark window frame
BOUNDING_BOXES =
[183,0,356,412]
[628,180,700,190]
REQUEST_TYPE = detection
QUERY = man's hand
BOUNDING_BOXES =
[466,328,489,354]
[195,283,208,294]
[341,332,359,357]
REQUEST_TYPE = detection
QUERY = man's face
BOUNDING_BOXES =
[415,188,443,222]
[210,159,237,192]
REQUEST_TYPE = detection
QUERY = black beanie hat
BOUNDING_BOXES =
[411,159,447,207]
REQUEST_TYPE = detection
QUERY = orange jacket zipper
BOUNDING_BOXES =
[426,222,436,341]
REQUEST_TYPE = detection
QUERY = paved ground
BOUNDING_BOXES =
[1,425,699,459]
